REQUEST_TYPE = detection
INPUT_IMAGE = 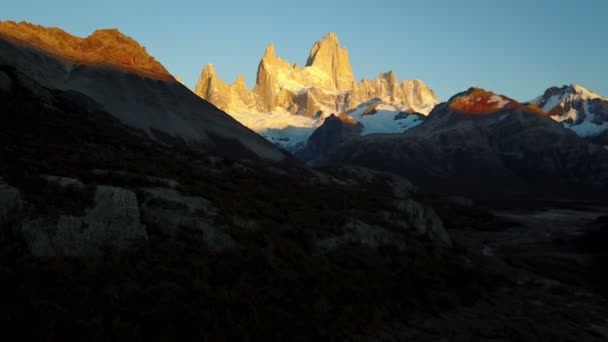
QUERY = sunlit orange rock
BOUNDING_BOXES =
[0,21,173,81]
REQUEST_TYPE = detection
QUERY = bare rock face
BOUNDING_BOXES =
[316,199,449,254]
[139,187,236,252]
[195,32,439,118]
[0,21,171,80]
[305,32,355,92]
[20,186,148,256]
[195,64,231,110]
[252,44,290,112]
[352,74,439,114]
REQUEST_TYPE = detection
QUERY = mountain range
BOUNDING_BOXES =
[1,19,608,341]
[194,33,608,156]
[304,87,608,197]
[195,33,439,152]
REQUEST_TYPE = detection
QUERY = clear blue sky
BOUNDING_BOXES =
[3,0,607,101]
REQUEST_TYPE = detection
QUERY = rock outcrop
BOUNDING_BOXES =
[305,32,356,92]
[20,186,147,256]
[195,32,439,117]
[139,187,236,252]
[195,64,256,114]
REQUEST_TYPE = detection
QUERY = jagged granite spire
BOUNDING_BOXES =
[305,32,355,92]
[195,33,439,116]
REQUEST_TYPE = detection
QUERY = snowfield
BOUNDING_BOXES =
[227,100,428,153]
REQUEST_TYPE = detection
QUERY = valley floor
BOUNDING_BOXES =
[355,203,608,341]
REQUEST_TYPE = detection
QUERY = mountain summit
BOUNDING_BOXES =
[305,32,355,91]
[533,84,608,145]
[0,21,172,80]
[195,32,438,117]
[194,32,439,152]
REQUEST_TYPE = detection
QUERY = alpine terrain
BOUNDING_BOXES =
[533,84,608,147]
[195,33,439,152]
[1,15,607,342]
[306,87,608,197]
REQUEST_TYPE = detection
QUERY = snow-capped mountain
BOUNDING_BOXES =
[307,87,608,195]
[533,84,608,145]
[195,33,439,151]
[0,21,287,162]
[296,99,425,160]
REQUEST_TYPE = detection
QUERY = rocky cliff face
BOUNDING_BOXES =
[195,33,439,117]
[305,32,356,92]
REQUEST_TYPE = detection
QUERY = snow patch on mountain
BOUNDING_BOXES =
[551,108,578,123]
[346,100,424,135]
[227,111,327,152]
[488,94,510,109]
[566,102,608,137]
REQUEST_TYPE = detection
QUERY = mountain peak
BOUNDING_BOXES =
[0,20,172,80]
[89,28,130,40]
[382,70,397,84]
[321,32,340,44]
[448,88,519,114]
[202,63,216,74]
[570,84,604,100]
[305,32,355,92]
[263,43,276,60]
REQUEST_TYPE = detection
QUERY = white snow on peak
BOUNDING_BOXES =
[571,84,605,101]
[550,108,578,123]
[227,99,426,152]
[359,111,423,135]
[346,101,423,135]
[540,84,605,113]
[488,94,510,109]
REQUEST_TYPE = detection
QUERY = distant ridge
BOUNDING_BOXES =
[0,20,288,162]
[0,21,172,81]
